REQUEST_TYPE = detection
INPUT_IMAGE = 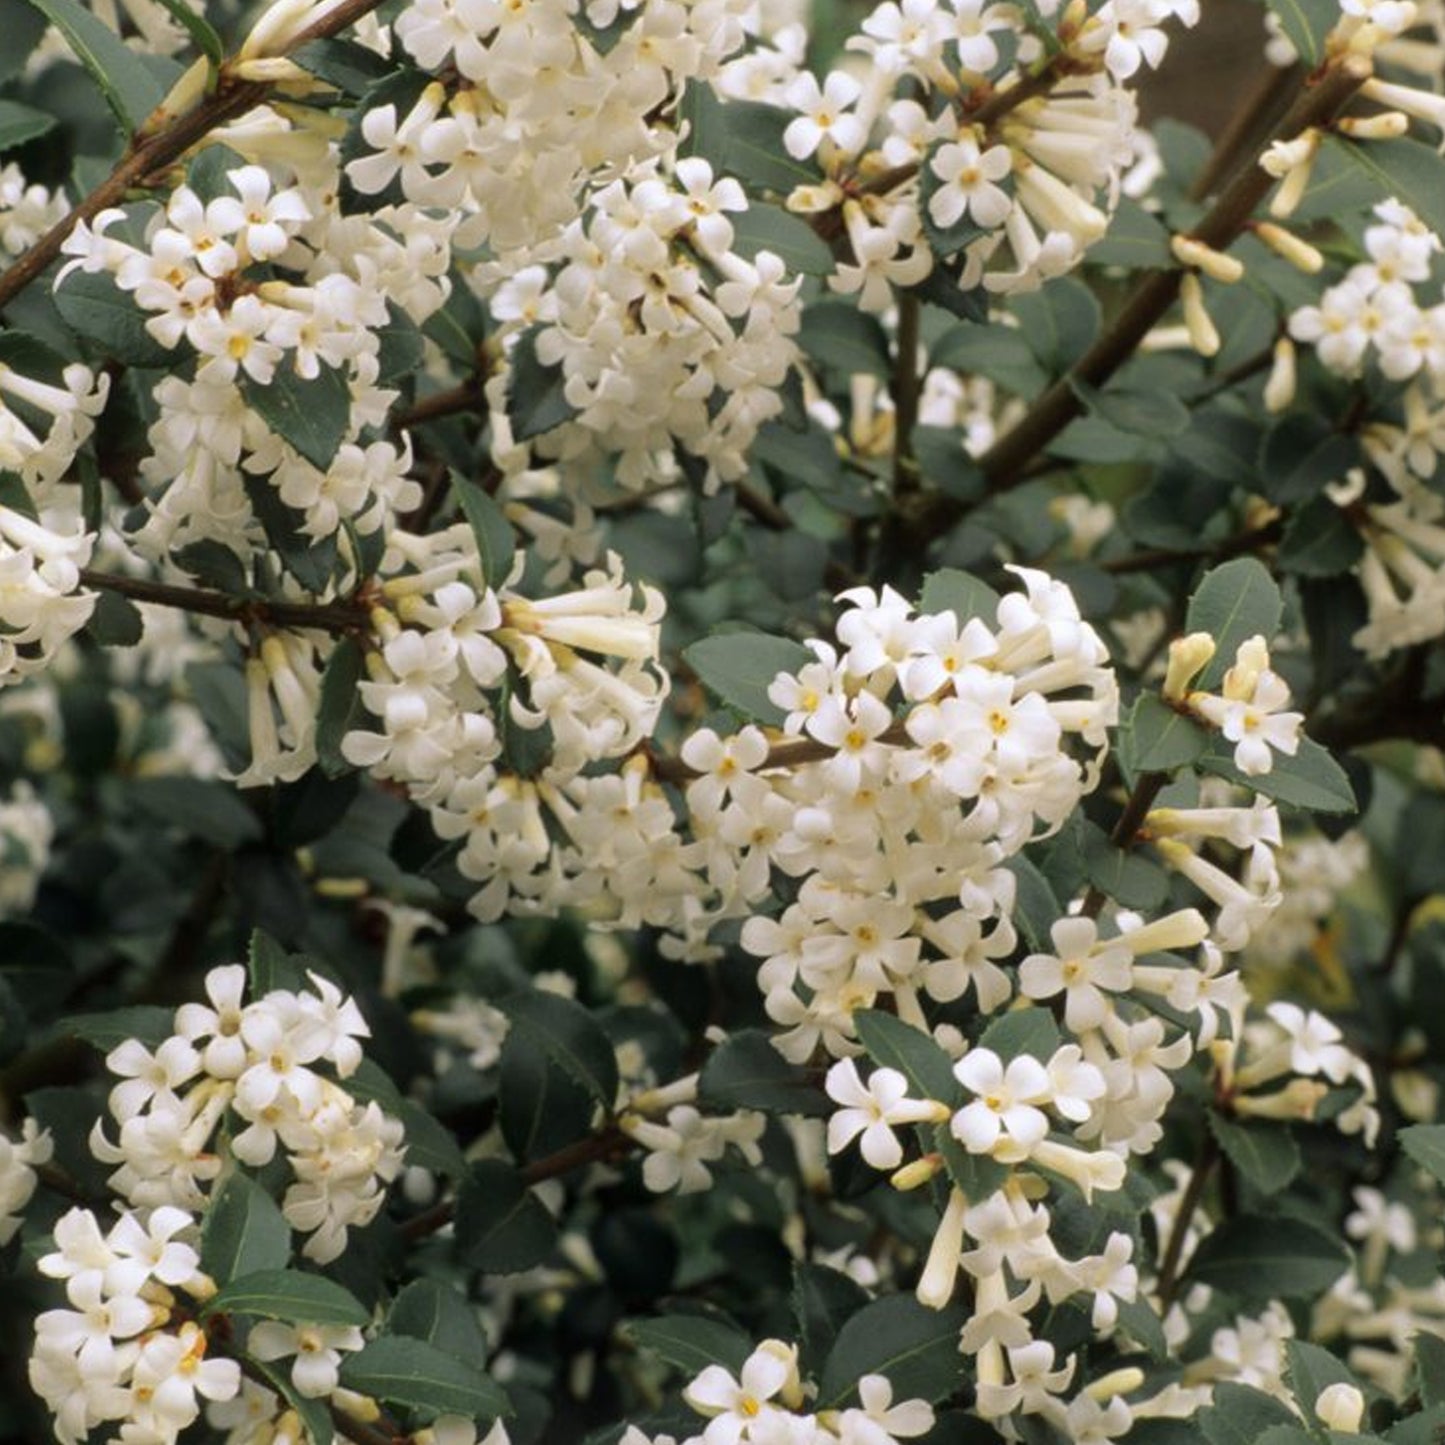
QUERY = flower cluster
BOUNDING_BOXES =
[91,964,405,1262]
[0,1118,51,1244]
[624,1339,935,1445]
[30,1206,240,1445]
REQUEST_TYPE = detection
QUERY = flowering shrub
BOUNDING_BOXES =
[2,0,1445,1442]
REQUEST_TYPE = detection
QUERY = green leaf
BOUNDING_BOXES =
[933,1123,1009,1200]
[173,540,248,593]
[684,631,813,726]
[291,37,393,95]
[1400,1124,1445,1186]
[1198,736,1356,815]
[207,1269,370,1327]
[0,0,47,84]
[793,1263,869,1375]
[978,1006,1060,1062]
[247,929,309,995]
[1415,1334,1445,1408]
[65,1005,176,1052]
[202,1173,291,1284]
[125,776,262,849]
[912,427,985,503]
[338,1336,510,1425]
[1127,693,1209,773]
[0,98,55,150]
[854,1010,959,1103]
[242,474,338,592]
[388,1279,492,1365]
[87,591,145,648]
[501,989,618,1108]
[453,476,515,589]
[316,638,366,779]
[1088,198,1173,269]
[1012,277,1101,375]
[1071,379,1190,438]
[1278,498,1364,578]
[241,363,352,472]
[817,1294,970,1409]
[718,99,819,196]
[508,327,576,441]
[798,302,891,379]
[929,323,1047,398]
[919,568,1001,628]
[730,203,833,275]
[499,1030,596,1162]
[1201,1384,1301,1445]
[1259,415,1358,507]
[150,0,223,65]
[54,269,178,368]
[1327,136,1445,241]
[699,1029,830,1117]
[20,0,167,132]
[1285,1341,1367,1428]
[1005,855,1060,953]
[1186,1214,1350,1300]
[627,1315,753,1377]
[454,1160,558,1274]
[1184,558,1283,690]
[1208,1113,1301,1193]
[1082,823,1170,911]
[1115,1295,1169,1361]
[1262,0,1337,65]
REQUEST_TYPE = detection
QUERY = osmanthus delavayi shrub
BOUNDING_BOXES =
[4,0,1445,1439]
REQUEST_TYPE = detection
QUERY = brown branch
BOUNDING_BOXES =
[395,380,487,432]
[1102,518,1284,575]
[0,0,389,314]
[1188,62,1303,202]
[1156,1126,1218,1309]
[80,568,370,634]
[910,55,1372,532]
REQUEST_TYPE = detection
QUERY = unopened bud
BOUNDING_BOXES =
[1086,1368,1145,1401]
[1179,273,1220,357]
[1233,1077,1329,1120]
[1162,632,1216,701]
[1315,1383,1366,1433]
[1363,75,1445,129]
[1253,222,1324,274]
[891,1153,944,1190]
[1261,128,1321,219]
[1222,635,1270,701]
[1337,111,1411,139]
[1264,336,1298,413]
[1171,235,1245,284]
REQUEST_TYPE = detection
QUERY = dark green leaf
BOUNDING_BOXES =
[87,590,145,647]
[1115,1295,1169,1360]
[242,473,338,592]
[241,363,351,472]
[1186,1214,1350,1300]
[0,0,47,84]
[291,38,393,95]
[173,540,248,593]
[125,776,262,849]
[699,1029,830,1116]
[316,637,366,779]
[508,328,576,442]
[929,324,1047,398]
[1278,498,1363,577]
[0,99,55,150]
[1285,1341,1367,1428]
[1259,415,1358,507]
[344,1061,469,1181]
[455,1160,558,1274]
[339,1336,510,1424]
[1083,824,1170,911]
[854,1010,959,1103]
[207,1269,370,1327]
[150,0,223,65]
[1400,1124,1445,1186]
[912,427,985,502]
[1185,558,1283,691]
[499,1030,597,1162]
[934,1123,1009,1200]
[978,1006,1060,1062]
[54,269,177,368]
[453,476,514,589]
[628,1315,752,1377]
[388,1279,492,1364]
[1326,136,1445,240]
[501,989,618,1108]
[730,203,833,275]
[798,302,891,379]
[1208,1113,1301,1193]
[1012,278,1101,375]
[1415,1333,1445,1408]
[1005,855,1060,953]
[20,0,167,131]
[65,1005,176,1052]
[817,1294,970,1408]
[247,1358,334,1445]
[1071,379,1190,438]
[1127,693,1209,773]
[1262,0,1336,64]
[202,1173,291,1283]
[718,99,819,195]
[1088,199,1172,269]
[1198,736,1356,815]
[793,1263,870,1375]
[1201,1384,1301,1445]
[684,631,813,726]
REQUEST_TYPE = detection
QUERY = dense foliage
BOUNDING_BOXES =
[1,0,1444,1442]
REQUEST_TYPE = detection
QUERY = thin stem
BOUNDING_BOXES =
[892,293,922,494]
[1156,1127,1218,1309]
[394,379,487,431]
[0,0,389,313]
[910,56,1371,531]
[1080,769,1169,918]
[79,568,370,634]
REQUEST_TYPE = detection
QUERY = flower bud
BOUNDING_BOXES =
[1253,223,1323,274]
[1337,112,1411,139]
[891,1154,945,1190]
[1315,1383,1366,1433]
[1264,336,1298,413]
[1171,235,1245,284]
[1086,1368,1145,1401]
[1179,274,1220,357]
[1162,632,1216,701]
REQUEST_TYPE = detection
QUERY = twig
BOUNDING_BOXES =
[79,568,370,634]
[1189,62,1303,202]
[1156,1127,1218,1309]
[0,0,390,313]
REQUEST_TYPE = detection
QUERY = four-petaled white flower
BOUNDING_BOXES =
[951,1048,1051,1160]
[825,1059,944,1169]
[928,137,1013,231]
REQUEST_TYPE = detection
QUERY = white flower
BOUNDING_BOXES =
[928,137,1013,230]
[783,71,868,160]
[951,1048,1051,1160]
[685,1343,795,1445]
[825,1060,945,1170]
